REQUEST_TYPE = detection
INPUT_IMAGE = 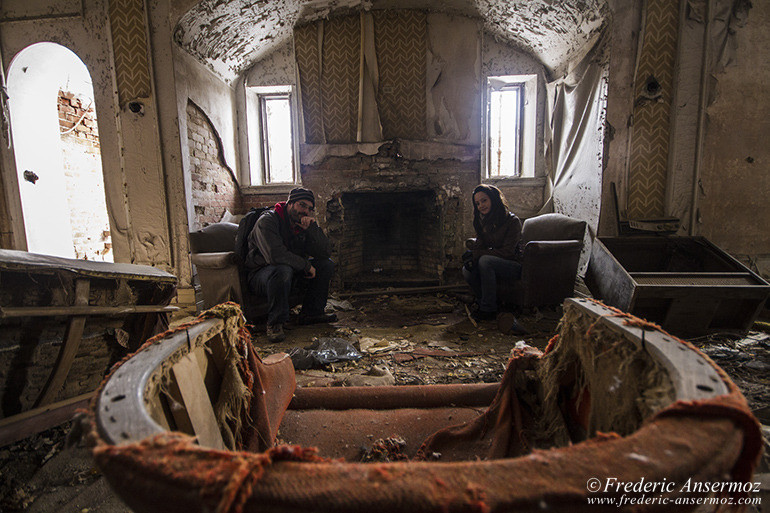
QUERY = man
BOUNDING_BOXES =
[246,187,336,342]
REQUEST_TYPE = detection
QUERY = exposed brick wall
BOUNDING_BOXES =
[186,101,243,229]
[58,91,112,261]
[242,193,286,211]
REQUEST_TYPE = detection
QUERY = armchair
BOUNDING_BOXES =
[189,221,271,323]
[498,213,586,308]
[188,221,246,311]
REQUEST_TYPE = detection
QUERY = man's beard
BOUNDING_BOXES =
[288,206,303,224]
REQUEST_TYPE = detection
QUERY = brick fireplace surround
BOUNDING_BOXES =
[300,141,480,289]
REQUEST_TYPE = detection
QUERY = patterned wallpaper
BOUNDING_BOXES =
[373,10,427,140]
[295,23,325,144]
[294,11,430,144]
[108,0,151,108]
[321,15,360,143]
[627,0,680,219]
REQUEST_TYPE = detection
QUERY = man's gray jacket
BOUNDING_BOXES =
[245,203,331,274]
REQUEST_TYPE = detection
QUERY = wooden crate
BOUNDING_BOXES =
[0,249,178,445]
[585,236,770,337]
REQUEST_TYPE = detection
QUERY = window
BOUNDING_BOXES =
[483,75,537,179]
[246,85,298,185]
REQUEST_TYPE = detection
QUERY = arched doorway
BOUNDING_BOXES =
[7,42,112,261]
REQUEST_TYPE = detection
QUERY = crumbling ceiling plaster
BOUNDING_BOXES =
[173,0,608,83]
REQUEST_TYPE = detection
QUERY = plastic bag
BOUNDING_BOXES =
[289,337,363,370]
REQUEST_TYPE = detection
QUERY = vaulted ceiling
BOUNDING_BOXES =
[172,0,609,83]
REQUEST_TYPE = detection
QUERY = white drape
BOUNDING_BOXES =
[543,50,609,273]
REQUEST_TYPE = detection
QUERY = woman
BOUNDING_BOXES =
[462,184,523,321]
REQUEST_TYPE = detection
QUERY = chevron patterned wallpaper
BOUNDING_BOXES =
[627,0,680,219]
[295,23,325,143]
[108,0,151,107]
[321,16,360,143]
[295,12,433,144]
[373,10,427,140]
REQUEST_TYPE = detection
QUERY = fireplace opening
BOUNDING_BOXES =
[341,191,442,289]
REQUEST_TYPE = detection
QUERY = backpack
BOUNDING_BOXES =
[234,206,270,266]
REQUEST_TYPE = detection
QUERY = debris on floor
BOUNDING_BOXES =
[2,291,769,512]
[692,330,770,414]
[288,337,362,370]
[359,436,408,462]
[341,365,395,387]
[388,296,455,315]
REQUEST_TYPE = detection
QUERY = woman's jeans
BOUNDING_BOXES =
[462,255,522,312]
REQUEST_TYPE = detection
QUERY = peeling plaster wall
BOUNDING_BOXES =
[147,0,196,292]
[599,0,643,236]
[171,0,608,84]
[0,0,130,260]
[173,0,300,82]
[476,0,607,76]
[699,0,770,278]
[243,40,297,88]
[0,0,196,296]
[173,47,239,230]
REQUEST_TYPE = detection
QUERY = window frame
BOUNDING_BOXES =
[482,74,538,180]
[245,85,299,186]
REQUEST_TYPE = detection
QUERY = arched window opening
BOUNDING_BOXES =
[7,43,112,261]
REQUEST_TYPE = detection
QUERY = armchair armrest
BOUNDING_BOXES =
[191,251,242,308]
[522,240,582,258]
[191,251,238,270]
[517,240,584,307]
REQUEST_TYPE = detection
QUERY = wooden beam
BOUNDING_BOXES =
[0,392,93,447]
[338,284,471,298]
[35,279,90,407]
[0,304,179,318]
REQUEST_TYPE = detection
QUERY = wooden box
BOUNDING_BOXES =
[585,236,770,337]
[0,249,177,445]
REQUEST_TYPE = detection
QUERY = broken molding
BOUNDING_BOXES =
[300,140,480,165]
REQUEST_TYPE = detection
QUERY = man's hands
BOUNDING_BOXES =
[305,265,316,279]
[298,216,316,230]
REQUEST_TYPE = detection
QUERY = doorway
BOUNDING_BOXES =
[7,43,112,261]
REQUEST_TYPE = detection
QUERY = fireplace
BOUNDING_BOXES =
[340,191,442,288]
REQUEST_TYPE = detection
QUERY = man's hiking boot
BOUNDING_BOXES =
[266,323,285,343]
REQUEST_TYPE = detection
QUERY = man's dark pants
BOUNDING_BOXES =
[248,258,334,326]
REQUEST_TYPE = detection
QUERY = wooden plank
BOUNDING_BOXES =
[191,346,222,404]
[170,353,225,450]
[208,333,228,376]
[144,390,172,431]
[0,392,93,447]
[0,304,179,318]
[163,369,195,435]
[35,279,90,407]
[585,238,635,311]
[629,272,754,277]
